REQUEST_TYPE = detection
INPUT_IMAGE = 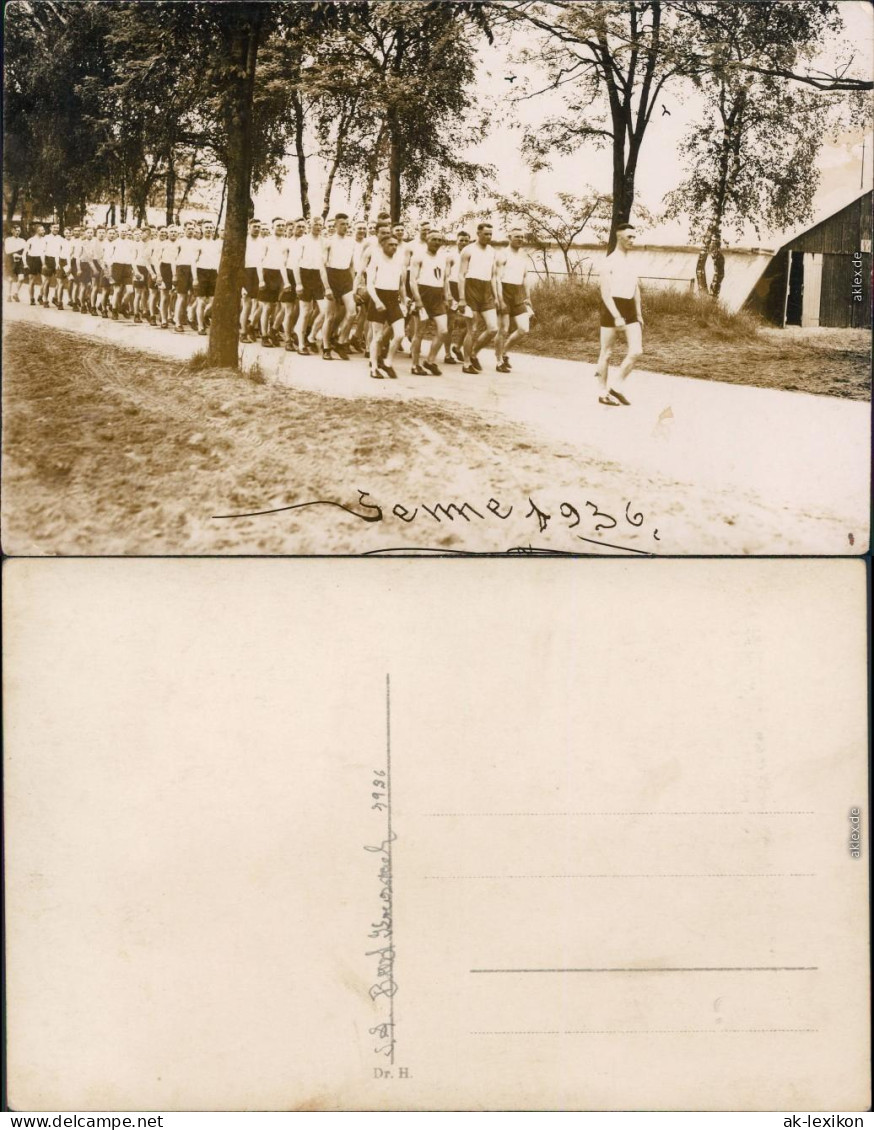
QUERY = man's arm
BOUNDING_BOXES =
[634,279,643,324]
[409,252,424,311]
[457,247,472,309]
[494,251,505,313]
[256,238,267,288]
[354,244,373,296]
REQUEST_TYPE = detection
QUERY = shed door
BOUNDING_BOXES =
[801,253,823,327]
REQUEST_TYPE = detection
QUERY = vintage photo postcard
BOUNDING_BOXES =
[4,558,870,1111]
[2,0,872,556]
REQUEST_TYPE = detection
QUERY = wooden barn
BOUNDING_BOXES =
[745,189,872,328]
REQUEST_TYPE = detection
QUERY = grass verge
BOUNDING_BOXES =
[522,278,870,400]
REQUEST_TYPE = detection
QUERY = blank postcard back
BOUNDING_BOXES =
[3,558,869,1111]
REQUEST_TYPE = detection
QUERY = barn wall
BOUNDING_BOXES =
[820,251,872,328]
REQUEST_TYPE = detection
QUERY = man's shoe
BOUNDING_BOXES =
[423,361,442,376]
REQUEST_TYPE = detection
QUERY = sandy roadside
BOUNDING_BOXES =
[2,303,870,555]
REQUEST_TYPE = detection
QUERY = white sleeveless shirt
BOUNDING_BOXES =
[501,249,526,285]
[417,248,446,288]
[465,241,494,282]
[372,248,402,291]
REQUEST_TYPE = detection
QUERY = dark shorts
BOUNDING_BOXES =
[299,267,325,302]
[258,267,282,303]
[465,277,495,313]
[42,256,57,278]
[195,267,217,298]
[501,282,528,318]
[5,254,24,277]
[79,262,93,282]
[159,262,174,290]
[419,284,446,319]
[243,267,259,297]
[69,258,78,277]
[58,258,68,278]
[326,266,353,300]
[134,265,151,289]
[111,262,133,285]
[449,280,459,303]
[599,296,638,328]
[280,270,296,303]
[26,255,42,277]
[368,287,403,326]
[174,264,193,295]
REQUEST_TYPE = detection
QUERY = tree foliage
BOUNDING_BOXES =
[665,1,841,296]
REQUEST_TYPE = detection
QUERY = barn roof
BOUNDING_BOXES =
[775,189,872,253]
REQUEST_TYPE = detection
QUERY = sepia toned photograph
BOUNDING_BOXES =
[2,0,872,556]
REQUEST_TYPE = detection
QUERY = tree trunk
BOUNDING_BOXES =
[208,14,264,369]
[608,129,629,251]
[6,183,20,222]
[217,172,228,228]
[291,90,310,219]
[695,245,709,293]
[165,157,176,226]
[388,117,402,223]
[361,121,387,220]
[710,240,725,298]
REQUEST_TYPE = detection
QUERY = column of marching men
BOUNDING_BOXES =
[4,212,536,381]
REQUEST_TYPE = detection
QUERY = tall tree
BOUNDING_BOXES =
[508,1,692,243]
[4,2,115,224]
[334,2,495,221]
[666,1,846,296]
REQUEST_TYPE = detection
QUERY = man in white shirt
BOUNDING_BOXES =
[42,222,65,309]
[110,225,136,319]
[323,212,356,359]
[366,230,406,380]
[56,226,74,310]
[155,226,178,329]
[173,220,199,332]
[443,229,471,363]
[409,227,450,376]
[88,227,107,315]
[278,217,305,350]
[240,218,262,343]
[458,220,499,373]
[495,227,533,373]
[4,222,26,302]
[24,223,47,306]
[256,217,288,347]
[193,217,222,335]
[595,222,644,407]
[67,228,84,310]
[98,228,118,317]
[292,214,329,356]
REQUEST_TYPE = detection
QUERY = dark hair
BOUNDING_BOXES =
[615,223,636,232]
[334,212,348,221]
[477,222,492,232]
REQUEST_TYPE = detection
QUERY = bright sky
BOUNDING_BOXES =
[251,1,873,244]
